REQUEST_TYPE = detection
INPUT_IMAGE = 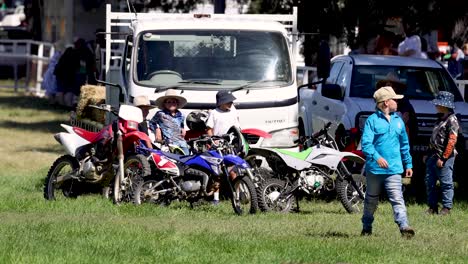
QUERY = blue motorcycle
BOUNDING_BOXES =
[134,135,258,215]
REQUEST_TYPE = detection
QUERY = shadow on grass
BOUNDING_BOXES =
[296,207,344,215]
[0,91,71,113]
[305,231,351,238]
[18,144,64,155]
[0,120,66,134]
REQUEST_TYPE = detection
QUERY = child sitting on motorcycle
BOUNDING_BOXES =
[206,91,241,204]
[150,89,190,155]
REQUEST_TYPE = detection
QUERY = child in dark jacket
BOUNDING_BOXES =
[425,91,460,215]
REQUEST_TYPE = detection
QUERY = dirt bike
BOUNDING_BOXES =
[134,135,259,215]
[43,104,152,203]
[251,122,366,213]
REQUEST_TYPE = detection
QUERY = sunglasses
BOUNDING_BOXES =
[165,100,178,104]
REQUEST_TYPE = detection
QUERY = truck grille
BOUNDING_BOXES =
[415,114,438,137]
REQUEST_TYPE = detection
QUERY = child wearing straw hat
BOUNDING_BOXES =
[150,89,190,155]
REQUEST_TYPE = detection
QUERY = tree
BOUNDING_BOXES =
[131,0,204,13]
[245,0,468,65]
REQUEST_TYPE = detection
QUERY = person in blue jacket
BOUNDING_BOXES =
[361,86,415,238]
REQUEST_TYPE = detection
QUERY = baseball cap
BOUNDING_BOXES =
[373,86,404,103]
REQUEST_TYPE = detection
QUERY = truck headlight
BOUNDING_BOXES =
[260,127,298,148]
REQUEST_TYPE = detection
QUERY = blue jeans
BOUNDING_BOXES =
[425,155,455,209]
[172,140,190,155]
[362,172,410,231]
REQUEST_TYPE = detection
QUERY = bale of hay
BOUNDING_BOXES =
[76,85,106,124]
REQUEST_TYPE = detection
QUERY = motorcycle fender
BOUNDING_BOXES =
[241,128,272,139]
[60,124,75,134]
[341,152,365,164]
[57,132,91,157]
[223,154,250,169]
[123,130,152,149]
[306,147,364,170]
[248,147,310,171]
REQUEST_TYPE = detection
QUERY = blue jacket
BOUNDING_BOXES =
[361,110,413,175]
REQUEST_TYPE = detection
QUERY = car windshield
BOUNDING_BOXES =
[350,66,463,101]
[134,30,292,89]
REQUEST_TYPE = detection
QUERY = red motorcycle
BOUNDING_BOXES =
[43,104,152,203]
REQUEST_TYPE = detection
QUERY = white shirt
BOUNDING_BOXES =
[398,35,423,58]
[206,106,240,136]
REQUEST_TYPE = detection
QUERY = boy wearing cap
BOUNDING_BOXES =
[150,89,190,155]
[206,91,240,136]
[361,86,415,238]
[425,91,459,215]
[205,91,240,205]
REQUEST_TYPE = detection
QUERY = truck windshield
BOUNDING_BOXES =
[134,30,292,88]
[350,66,463,101]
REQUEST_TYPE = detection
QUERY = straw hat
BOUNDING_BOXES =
[155,89,187,109]
[133,95,156,109]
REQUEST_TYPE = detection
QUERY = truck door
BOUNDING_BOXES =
[310,61,347,133]
[121,34,133,102]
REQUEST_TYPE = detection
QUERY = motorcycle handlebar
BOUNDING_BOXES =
[313,122,333,138]
[89,104,118,116]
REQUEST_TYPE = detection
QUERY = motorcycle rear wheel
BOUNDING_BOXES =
[258,178,296,213]
[43,155,80,200]
[231,176,258,215]
[113,154,151,204]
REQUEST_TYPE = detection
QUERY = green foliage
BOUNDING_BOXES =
[136,0,206,13]
[246,0,468,64]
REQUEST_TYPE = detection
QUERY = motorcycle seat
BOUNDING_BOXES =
[160,151,192,163]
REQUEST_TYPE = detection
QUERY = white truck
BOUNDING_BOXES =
[103,4,299,149]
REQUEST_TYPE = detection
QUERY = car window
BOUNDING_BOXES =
[326,61,344,84]
[350,65,463,101]
[336,62,351,96]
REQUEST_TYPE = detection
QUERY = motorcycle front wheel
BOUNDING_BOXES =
[113,154,151,204]
[336,172,366,214]
[258,178,296,213]
[231,176,258,215]
[43,155,80,200]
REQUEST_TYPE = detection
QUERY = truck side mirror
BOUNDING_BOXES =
[321,83,342,100]
[316,40,330,79]
[96,80,126,103]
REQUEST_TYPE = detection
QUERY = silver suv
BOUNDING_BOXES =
[298,55,468,153]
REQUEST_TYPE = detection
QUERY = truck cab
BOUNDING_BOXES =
[105,5,300,149]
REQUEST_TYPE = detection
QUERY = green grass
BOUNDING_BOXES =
[0,88,467,264]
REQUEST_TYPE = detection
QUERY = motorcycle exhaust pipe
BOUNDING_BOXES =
[185,168,210,196]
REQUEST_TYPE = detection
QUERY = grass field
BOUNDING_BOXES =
[0,88,467,264]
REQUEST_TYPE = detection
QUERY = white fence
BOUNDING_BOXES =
[0,39,55,95]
